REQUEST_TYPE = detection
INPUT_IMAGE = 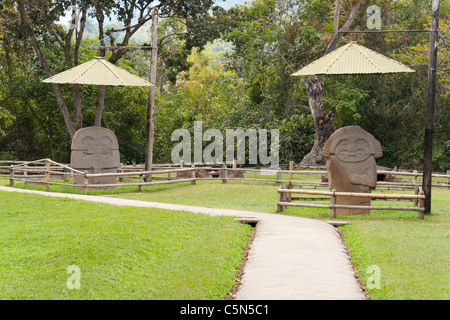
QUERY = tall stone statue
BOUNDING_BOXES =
[322,126,382,215]
[71,126,120,189]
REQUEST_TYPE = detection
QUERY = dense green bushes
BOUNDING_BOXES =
[0,0,448,171]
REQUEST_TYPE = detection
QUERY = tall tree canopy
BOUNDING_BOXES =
[1,0,222,138]
[0,0,448,171]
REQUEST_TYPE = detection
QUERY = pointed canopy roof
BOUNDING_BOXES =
[291,42,415,76]
[42,57,153,87]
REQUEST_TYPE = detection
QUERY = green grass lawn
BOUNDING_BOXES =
[338,188,450,300]
[1,174,448,300]
[112,179,450,300]
[0,191,252,299]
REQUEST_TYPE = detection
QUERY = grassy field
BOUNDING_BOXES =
[111,179,450,300]
[0,190,252,299]
[1,174,448,300]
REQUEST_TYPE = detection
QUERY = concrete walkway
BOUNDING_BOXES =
[0,186,366,300]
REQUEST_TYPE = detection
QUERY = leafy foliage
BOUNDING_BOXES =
[0,0,448,171]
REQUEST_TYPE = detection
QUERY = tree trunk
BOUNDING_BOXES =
[299,0,362,166]
[73,84,83,129]
[145,8,159,182]
[94,85,107,126]
[300,76,334,165]
[18,1,76,138]
[91,5,149,125]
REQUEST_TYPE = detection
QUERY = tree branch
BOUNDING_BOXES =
[158,32,188,48]
[325,0,362,55]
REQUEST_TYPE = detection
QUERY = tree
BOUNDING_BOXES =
[7,0,222,139]
[298,0,363,165]
[218,0,362,163]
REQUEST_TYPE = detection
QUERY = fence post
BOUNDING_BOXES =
[330,188,337,219]
[418,189,425,220]
[45,159,50,191]
[118,168,124,182]
[447,170,450,190]
[222,164,227,184]
[289,161,294,180]
[9,166,14,186]
[233,159,237,169]
[277,185,284,213]
[276,167,281,182]
[287,180,292,202]
[413,170,419,206]
[139,173,144,192]
[83,171,89,195]
[191,165,196,185]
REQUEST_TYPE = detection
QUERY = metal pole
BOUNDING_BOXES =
[422,0,440,214]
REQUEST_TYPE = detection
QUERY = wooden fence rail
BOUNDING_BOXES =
[8,159,198,195]
[6,159,449,197]
[277,186,426,220]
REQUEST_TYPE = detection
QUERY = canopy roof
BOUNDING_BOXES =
[42,57,153,87]
[292,42,415,76]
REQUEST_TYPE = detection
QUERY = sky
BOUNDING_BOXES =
[59,0,250,26]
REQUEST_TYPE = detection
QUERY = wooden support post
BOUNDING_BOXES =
[276,168,281,182]
[422,0,440,214]
[222,164,227,184]
[9,167,14,186]
[139,174,144,192]
[287,180,293,202]
[277,185,284,213]
[83,172,89,195]
[330,188,337,219]
[419,189,425,220]
[413,170,419,206]
[45,160,50,191]
[144,8,159,182]
[289,161,294,179]
[233,159,237,169]
[447,170,450,189]
[191,165,196,185]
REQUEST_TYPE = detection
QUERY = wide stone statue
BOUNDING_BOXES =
[71,126,120,189]
[322,126,382,215]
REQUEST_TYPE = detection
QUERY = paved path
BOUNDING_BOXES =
[0,186,366,300]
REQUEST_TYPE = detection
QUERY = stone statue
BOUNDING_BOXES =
[71,126,120,189]
[322,126,382,215]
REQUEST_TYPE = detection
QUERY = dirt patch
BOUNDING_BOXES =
[226,224,258,300]
[335,227,370,300]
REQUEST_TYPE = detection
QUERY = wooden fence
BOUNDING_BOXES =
[5,159,449,197]
[7,159,198,195]
[277,184,426,219]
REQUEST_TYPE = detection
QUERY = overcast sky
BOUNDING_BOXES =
[60,0,250,25]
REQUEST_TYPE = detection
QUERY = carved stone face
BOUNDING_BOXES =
[334,138,371,163]
[71,126,120,170]
[321,126,383,216]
